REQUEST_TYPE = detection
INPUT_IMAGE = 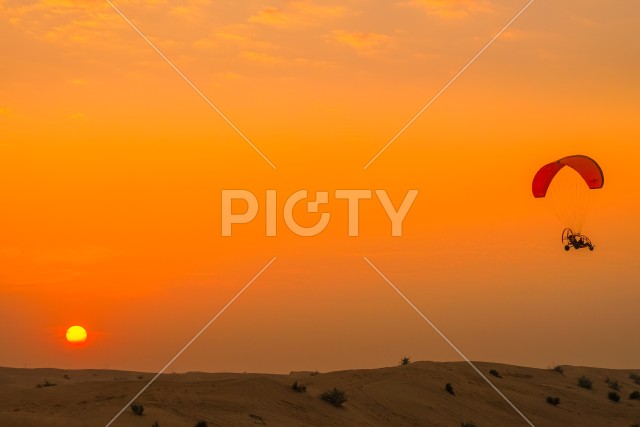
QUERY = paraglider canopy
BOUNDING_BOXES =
[532,155,604,198]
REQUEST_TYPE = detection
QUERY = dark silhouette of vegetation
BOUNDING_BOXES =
[578,376,593,390]
[606,377,621,391]
[249,414,266,424]
[292,381,306,392]
[546,396,560,406]
[310,370,319,376]
[553,365,564,374]
[630,373,640,385]
[320,387,348,407]
[445,383,455,396]
[629,390,640,400]
[63,374,70,380]
[400,357,411,365]
[36,379,57,388]
[609,391,621,402]
[194,422,208,427]
[460,422,477,427]
[130,403,144,416]
[152,422,159,427]
[489,369,501,378]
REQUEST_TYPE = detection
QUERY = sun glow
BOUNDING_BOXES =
[65,326,87,344]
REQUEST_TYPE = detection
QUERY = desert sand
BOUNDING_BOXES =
[1,362,639,426]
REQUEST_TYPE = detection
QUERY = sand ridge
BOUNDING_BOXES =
[1,362,639,426]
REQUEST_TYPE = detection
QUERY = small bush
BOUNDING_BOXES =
[609,391,621,402]
[605,377,620,390]
[553,365,564,374]
[630,373,640,385]
[310,370,319,376]
[460,422,477,427]
[400,357,411,366]
[249,414,265,424]
[63,374,70,380]
[137,375,144,380]
[445,383,455,396]
[578,376,593,390]
[292,381,306,393]
[37,379,57,388]
[194,422,207,427]
[152,422,159,427]
[629,391,640,400]
[320,387,348,407]
[546,396,560,406]
[130,403,144,416]
[489,369,501,378]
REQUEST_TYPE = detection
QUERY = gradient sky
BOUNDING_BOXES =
[1,0,639,374]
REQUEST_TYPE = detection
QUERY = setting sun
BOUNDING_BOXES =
[65,326,87,344]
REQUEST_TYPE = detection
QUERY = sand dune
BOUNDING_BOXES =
[1,362,639,426]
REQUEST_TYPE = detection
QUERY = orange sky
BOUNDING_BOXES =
[1,0,639,374]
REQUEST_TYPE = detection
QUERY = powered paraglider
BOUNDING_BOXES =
[532,155,604,251]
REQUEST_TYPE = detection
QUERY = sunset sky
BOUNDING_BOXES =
[1,0,639,374]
